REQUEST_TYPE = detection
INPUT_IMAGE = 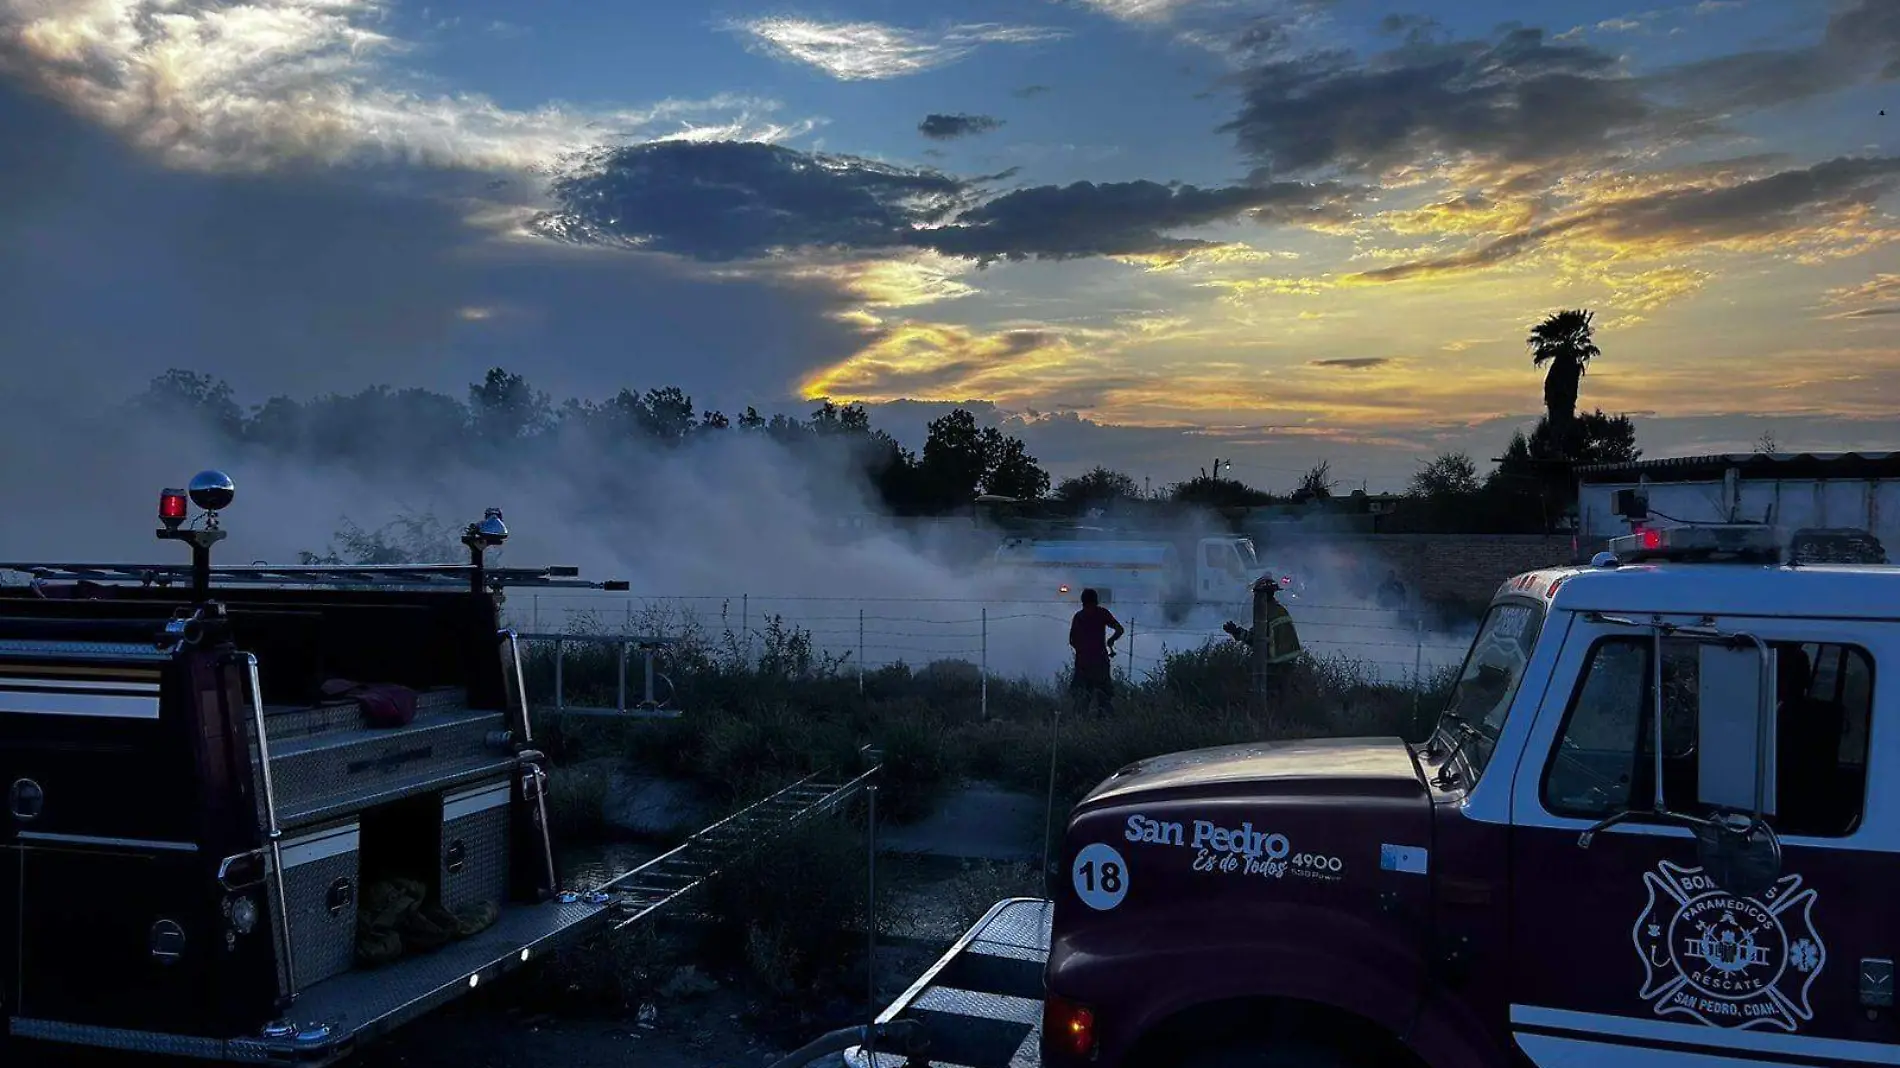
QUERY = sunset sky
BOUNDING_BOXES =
[2,0,1897,490]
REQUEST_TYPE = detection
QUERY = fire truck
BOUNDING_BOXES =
[854,522,1900,1067]
[0,471,875,1064]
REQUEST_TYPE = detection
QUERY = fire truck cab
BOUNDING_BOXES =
[0,473,629,1063]
[861,523,1900,1068]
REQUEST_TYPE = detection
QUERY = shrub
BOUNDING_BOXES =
[544,759,611,840]
[521,605,1455,860]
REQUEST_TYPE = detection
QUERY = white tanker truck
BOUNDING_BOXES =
[989,533,1297,623]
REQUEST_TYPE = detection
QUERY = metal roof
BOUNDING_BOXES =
[1508,561,1900,621]
[1576,451,1900,483]
[0,562,627,592]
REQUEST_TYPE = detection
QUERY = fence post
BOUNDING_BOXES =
[858,608,866,695]
[617,640,628,714]
[553,638,565,713]
[533,594,541,633]
[1412,614,1425,733]
[980,607,989,721]
[742,594,751,666]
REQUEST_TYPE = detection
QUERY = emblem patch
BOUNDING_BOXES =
[1633,861,1825,1032]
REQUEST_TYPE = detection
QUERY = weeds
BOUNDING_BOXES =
[543,759,612,840]
[522,608,1458,829]
[519,608,1464,1014]
[697,815,914,1002]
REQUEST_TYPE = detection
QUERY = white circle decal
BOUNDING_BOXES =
[1072,842,1130,911]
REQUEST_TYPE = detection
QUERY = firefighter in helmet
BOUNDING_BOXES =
[1223,575,1302,702]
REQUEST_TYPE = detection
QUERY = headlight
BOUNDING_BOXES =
[229,895,259,935]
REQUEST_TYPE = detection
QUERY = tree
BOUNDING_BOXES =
[1171,475,1273,509]
[1293,461,1335,503]
[1054,466,1142,511]
[920,409,992,506]
[298,512,459,565]
[983,434,1050,499]
[913,408,1049,509]
[737,406,766,431]
[1502,411,1639,469]
[1527,309,1600,444]
[133,369,246,440]
[635,386,696,445]
[468,368,552,442]
[808,400,872,437]
[1409,452,1481,498]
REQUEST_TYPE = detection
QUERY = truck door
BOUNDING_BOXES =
[1505,616,1898,1065]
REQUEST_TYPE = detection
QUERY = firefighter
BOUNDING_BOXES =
[1223,576,1302,703]
[1068,587,1124,713]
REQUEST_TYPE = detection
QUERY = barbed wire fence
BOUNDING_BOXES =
[506,592,1472,715]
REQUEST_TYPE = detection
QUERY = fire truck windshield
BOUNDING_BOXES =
[1235,539,1259,570]
[1435,599,1544,783]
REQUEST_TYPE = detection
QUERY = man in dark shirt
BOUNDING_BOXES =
[1069,588,1124,712]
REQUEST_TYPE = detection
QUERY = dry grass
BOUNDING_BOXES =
[524,604,1456,833]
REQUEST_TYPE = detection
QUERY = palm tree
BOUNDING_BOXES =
[1527,308,1600,445]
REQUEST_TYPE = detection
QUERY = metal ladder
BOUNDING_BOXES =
[589,755,881,929]
[517,632,682,720]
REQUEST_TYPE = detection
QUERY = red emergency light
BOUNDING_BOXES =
[1042,995,1096,1058]
[159,488,189,530]
[1638,528,1663,551]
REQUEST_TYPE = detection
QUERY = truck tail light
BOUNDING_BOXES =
[1043,994,1096,1058]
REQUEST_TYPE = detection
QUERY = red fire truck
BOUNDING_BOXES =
[855,523,1900,1068]
[0,471,874,1063]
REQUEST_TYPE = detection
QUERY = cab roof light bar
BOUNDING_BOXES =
[1606,523,1781,563]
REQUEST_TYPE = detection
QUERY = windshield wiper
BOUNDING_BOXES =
[1430,713,1487,788]
[1427,710,1477,756]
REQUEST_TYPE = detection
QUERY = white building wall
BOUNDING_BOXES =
[1579,476,1900,551]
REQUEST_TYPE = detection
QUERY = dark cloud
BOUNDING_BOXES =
[1012,84,1052,98]
[1653,0,1900,110]
[0,83,865,405]
[915,178,1359,265]
[532,141,973,261]
[919,113,1005,140]
[1356,155,1900,282]
[1225,25,1651,177]
[532,140,1353,266]
[1310,357,1392,369]
[1226,1,1900,181]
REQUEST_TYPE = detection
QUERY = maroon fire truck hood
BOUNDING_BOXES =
[1079,735,1427,808]
[1048,734,1438,1056]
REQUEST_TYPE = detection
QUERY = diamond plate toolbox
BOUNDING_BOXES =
[268,703,510,827]
[271,820,360,991]
[440,778,511,913]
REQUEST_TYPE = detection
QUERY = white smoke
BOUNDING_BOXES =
[0,397,1480,687]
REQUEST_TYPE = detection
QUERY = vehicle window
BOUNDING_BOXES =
[1542,637,1874,838]
[1437,600,1544,784]
[1235,540,1259,570]
[1204,544,1220,569]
